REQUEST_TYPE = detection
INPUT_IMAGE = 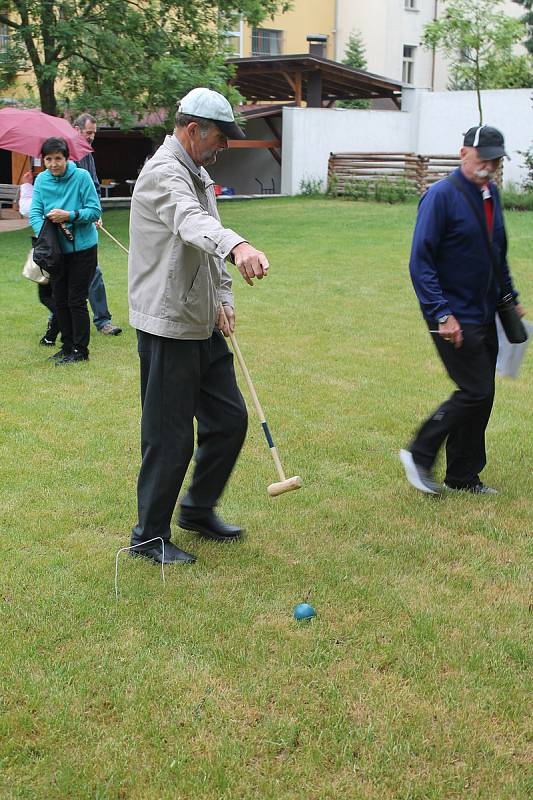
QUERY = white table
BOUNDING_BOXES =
[100,182,118,199]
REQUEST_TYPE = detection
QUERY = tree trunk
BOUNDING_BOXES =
[475,55,483,125]
[39,79,58,117]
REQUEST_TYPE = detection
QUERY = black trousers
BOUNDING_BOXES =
[37,283,60,341]
[50,246,97,354]
[131,329,248,546]
[410,322,498,487]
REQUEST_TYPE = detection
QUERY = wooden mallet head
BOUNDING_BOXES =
[267,475,303,497]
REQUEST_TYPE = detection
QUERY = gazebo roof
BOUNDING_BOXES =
[226,55,403,108]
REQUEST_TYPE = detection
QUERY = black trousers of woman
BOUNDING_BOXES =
[50,246,97,355]
[37,283,60,342]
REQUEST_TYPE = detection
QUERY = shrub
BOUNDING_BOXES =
[299,176,324,196]
[518,145,533,192]
[501,183,533,211]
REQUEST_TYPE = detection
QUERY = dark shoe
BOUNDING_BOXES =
[99,323,122,336]
[48,347,71,362]
[39,335,56,347]
[130,540,196,564]
[178,508,243,541]
[444,481,498,495]
[56,349,89,365]
[400,449,442,495]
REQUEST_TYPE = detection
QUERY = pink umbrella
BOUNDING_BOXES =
[0,108,93,161]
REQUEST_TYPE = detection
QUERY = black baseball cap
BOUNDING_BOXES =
[463,125,508,159]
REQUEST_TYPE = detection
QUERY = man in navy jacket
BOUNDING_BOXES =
[400,125,525,495]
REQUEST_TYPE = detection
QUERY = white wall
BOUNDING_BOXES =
[282,88,533,194]
[414,89,533,184]
[281,106,412,194]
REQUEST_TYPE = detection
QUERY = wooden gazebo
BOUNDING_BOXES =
[226,55,403,109]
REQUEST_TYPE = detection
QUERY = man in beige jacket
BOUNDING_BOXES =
[128,88,269,565]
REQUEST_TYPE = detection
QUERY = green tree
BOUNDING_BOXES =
[422,0,533,123]
[337,29,370,109]
[0,1,290,121]
[513,1,533,53]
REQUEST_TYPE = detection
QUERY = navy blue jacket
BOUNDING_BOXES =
[76,152,100,196]
[409,168,517,324]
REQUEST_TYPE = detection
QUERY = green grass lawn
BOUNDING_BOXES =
[1,198,531,800]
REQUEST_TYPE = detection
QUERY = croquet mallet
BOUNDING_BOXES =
[100,225,130,254]
[229,331,302,497]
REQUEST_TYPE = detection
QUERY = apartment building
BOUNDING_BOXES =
[226,0,336,60]
[335,0,524,90]
[230,0,525,90]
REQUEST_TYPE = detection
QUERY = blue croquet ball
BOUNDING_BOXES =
[293,603,316,621]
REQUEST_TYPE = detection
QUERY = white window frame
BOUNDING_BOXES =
[221,13,244,58]
[0,23,9,54]
[404,0,418,10]
[402,45,416,85]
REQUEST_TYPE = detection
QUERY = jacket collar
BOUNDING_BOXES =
[162,135,214,191]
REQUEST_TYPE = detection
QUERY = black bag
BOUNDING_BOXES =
[497,293,528,344]
[31,218,63,276]
[448,175,527,344]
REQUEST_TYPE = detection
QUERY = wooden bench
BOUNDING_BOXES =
[0,184,21,218]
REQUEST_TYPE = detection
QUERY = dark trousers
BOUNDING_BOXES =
[39,265,112,336]
[50,246,97,354]
[38,283,60,341]
[131,329,248,546]
[410,322,498,487]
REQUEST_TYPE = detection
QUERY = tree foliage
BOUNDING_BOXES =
[422,0,533,123]
[337,30,370,110]
[0,1,290,124]
[513,0,533,53]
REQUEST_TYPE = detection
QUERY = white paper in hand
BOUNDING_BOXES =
[496,317,533,379]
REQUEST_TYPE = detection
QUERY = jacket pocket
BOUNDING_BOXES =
[164,261,211,328]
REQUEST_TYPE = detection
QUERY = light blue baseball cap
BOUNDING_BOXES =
[178,87,245,139]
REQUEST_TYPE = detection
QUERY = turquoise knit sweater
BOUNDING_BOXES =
[29,161,101,253]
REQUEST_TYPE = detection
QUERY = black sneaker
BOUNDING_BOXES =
[48,348,71,362]
[56,349,89,365]
[39,335,56,347]
[444,481,498,495]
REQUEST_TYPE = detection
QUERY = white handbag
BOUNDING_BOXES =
[22,249,49,285]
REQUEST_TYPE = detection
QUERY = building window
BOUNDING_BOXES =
[221,12,243,57]
[251,28,282,56]
[0,24,9,56]
[224,28,243,57]
[402,45,416,84]
[404,0,417,9]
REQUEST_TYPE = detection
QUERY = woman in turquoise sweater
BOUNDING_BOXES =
[30,137,101,364]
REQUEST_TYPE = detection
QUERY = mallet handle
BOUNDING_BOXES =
[100,225,130,255]
[229,331,286,482]
[229,331,265,422]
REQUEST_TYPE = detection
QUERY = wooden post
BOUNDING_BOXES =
[12,152,31,184]
[294,71,302,107]
[281,70,302,107]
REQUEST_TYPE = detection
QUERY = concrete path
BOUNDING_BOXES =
[0,218,30,233]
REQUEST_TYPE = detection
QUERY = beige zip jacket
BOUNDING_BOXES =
[128,135,244,339]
